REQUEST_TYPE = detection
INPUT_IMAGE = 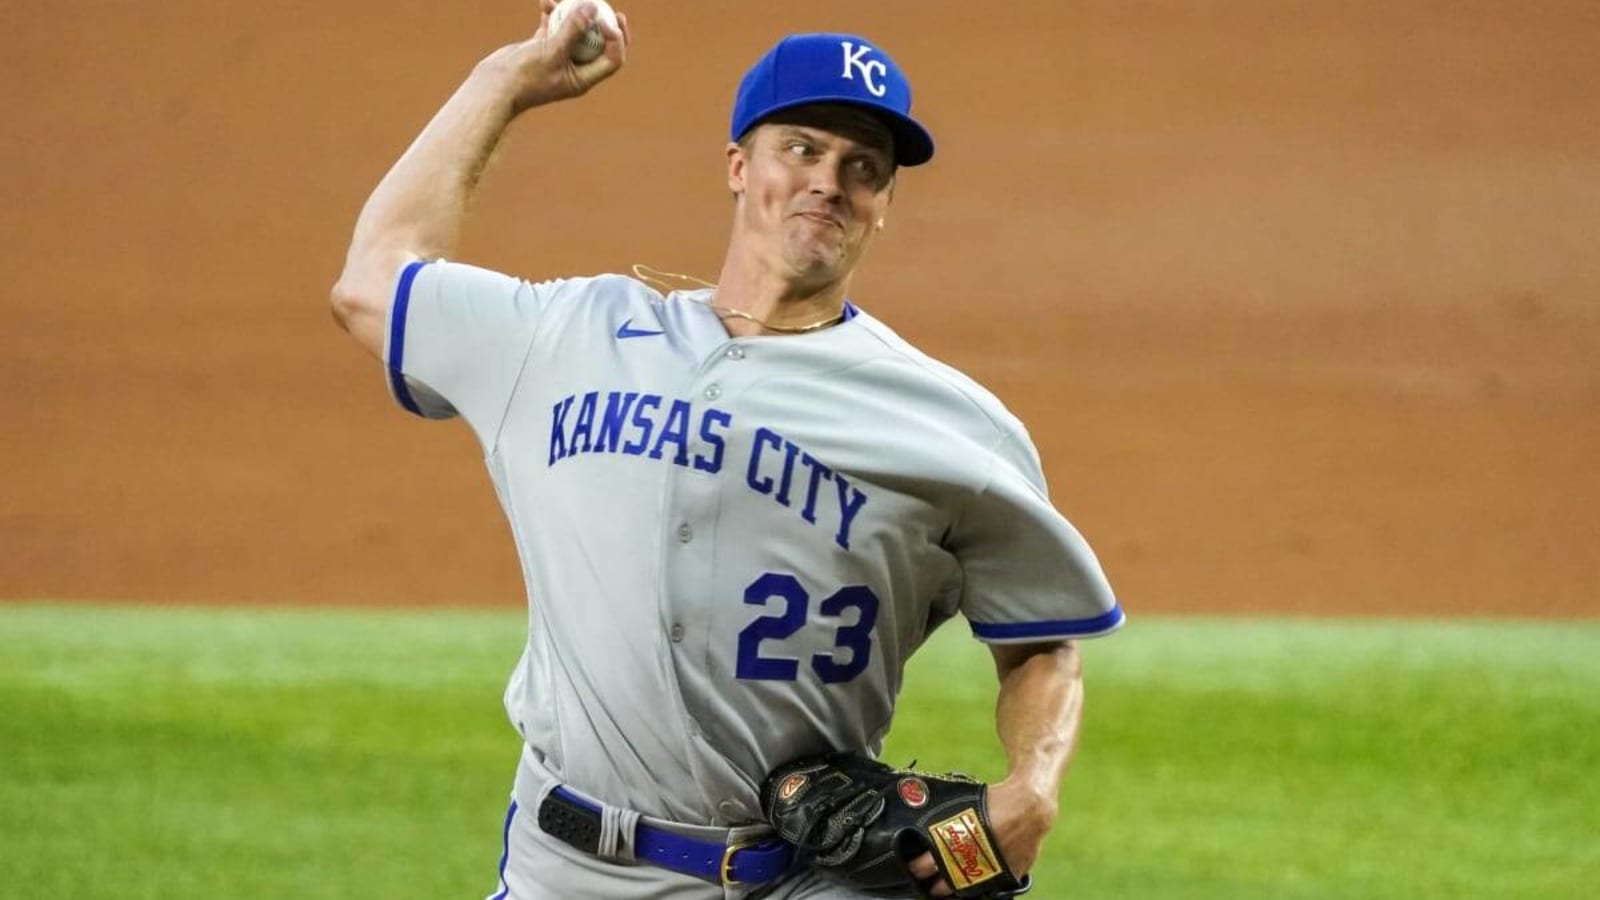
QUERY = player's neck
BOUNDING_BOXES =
[711,255,851,338]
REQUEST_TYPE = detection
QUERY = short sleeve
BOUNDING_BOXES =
[384,259,550,447]
[951,432,1125,643]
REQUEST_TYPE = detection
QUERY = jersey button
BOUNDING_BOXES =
[669,623,685,642]
[676,523,693,543]
[703,384,723,401]
[725,347,745,361]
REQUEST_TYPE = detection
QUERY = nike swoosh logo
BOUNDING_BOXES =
[616,318,665,339]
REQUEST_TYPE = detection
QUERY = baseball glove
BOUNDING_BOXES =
[759,752,1031,898]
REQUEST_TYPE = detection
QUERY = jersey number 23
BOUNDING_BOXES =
[736,572,879,685]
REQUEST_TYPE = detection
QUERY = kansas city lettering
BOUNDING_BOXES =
[549,390,731,472]
[746,426,867,550]
[548,391,868,549]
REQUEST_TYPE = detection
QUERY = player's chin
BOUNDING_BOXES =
[784,234,862,279]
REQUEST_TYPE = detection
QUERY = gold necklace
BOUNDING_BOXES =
[631,264,847,335]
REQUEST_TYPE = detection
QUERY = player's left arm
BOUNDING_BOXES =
[984,639,1083,876]
[911,424,1115,895]
[907,639,1083,897]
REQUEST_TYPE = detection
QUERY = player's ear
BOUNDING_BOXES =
[875,177,895,230]
[726,141,746,195]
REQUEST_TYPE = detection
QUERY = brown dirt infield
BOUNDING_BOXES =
[4,1,1596,616]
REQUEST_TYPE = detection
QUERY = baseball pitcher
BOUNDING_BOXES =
[331,2,1124,897]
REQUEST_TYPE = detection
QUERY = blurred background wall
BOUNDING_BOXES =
[3,0,1595,615]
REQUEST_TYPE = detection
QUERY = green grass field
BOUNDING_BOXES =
[2,604,1595,899]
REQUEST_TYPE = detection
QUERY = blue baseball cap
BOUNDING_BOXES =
[731,33,935,167]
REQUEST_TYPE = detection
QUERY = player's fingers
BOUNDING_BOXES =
[557,1,596,42]
[615,10,631,47]
[907,852,953,897]
[578,8,626,70]
[535,0,558,36]
[598,18,625,63]
[594,17,623,46]
[592,6,624,47]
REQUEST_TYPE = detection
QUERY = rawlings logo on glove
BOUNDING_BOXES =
[930,809,1006,889]
[760,752,1031,899]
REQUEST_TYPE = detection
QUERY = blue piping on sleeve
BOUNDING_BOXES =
[387,259,429,416]
[968,605,1126,641]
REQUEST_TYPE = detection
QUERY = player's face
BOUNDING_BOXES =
[728,106,896,287]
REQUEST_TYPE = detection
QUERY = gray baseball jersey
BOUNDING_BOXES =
[384,259,1123,830]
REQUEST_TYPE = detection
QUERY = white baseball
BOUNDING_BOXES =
[547,0,619,64]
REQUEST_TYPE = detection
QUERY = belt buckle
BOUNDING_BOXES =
[719,836,759,886]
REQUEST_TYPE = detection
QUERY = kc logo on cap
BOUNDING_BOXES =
[729,32,937,167]
[840,42,888,97]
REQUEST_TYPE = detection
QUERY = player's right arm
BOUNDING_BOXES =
[330,1,629,358]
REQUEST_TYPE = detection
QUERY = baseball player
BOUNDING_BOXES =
[331,3,1123,898]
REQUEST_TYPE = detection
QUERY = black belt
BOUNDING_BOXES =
[537,787,794,886]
